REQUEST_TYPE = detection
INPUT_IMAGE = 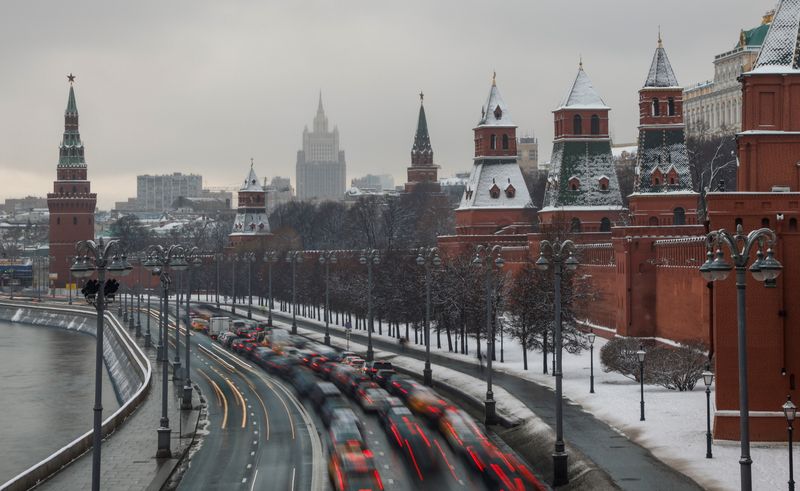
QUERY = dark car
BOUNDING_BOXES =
[332,351,357,363]
[382,407,440,480]
[309,356,330,373]
[329,413,367,450]
[466,439,545,490]
[331,365,356,391]
[222,334,240,348]
[374,369,396,388]
[289,366,318,398]
[364,361,393,378]
[320,361,337,380]
[321,398,355,427]
[251,347,276,368]
[344,371,373,397]
[230,337,246,352]
[264,356,297,377]
[387,377,424,401]
[310,382,343,407]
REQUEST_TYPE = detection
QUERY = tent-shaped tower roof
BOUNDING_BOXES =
[644,35,679,87]
[752,0,800,73]
[556,64,610,110]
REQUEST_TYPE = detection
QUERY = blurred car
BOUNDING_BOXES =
[320,361,337,380]
[438,407,486,455]
[321,399,356,427]
[387,377,424,401]
[329,413,367,450]
[373,369,396,388]
[309,356,330,373]
[290,335,310,348]
[356,387,390,412]
[310,382,343,407]
[343,371,373,396]
[349,359,366,371]
[365,361,393,378]
[241,339,260,357]
[328,447,383,491]
[289,366,318,398]
[333,351,357,363]
[331,365,356,392]
[382,407,440,481]
[342,356,363,366]
[230,337,246,352]
[466,439,545,491]
[264,356,297,377]
[376,396,406,422]
[251,347,277,369]
[407,387,452,422]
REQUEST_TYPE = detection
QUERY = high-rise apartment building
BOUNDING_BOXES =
[296,95,346,201]
[135,173,202,211]
[516,135,539,174]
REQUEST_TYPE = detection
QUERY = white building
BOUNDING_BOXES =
[296,94,347,201]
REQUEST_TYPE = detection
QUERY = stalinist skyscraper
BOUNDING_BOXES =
[296,94,346,201]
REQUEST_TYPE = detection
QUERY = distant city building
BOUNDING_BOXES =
[2,196,48,214]
[47,76,97,288]
[352,174,395,192]
[265,176,294,214]
[516,135,539,174]
[684,11,773,137]
[136,173,202,211]
[296,94,346,201]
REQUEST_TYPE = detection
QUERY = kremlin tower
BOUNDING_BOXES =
[404,92,440,193]
[47,75,97,288]
[229,162,271,247]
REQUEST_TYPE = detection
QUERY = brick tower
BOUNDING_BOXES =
[229,161,271,247]
[405,92,441,193]
[540,62,625,233]
[628,33,699,226]
[47,75,97,288]
[455,74,534,235]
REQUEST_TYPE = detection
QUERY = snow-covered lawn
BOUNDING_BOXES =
[224,301,795,490]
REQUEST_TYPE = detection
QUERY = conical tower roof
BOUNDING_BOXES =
[645,35,679,87]
[59,75,86,168]
[557,64,609,110]
[240,162,263,191]
[411,95,433,165]
[752,0,800,73]
[66,85,78,114]
[477,73,514,127]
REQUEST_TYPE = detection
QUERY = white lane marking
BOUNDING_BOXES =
[250,451,255,456]
[254,431,259,435]
[290,467,296,491]
[247,463,252,469]
[379,451,385,456]
[210,343,254,370]
[242,478,247,484]
[250,469,259,491]
[383,464,389,469]
[253,440,258,445]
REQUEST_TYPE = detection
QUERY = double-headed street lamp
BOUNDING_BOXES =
[535,239,578,487]
[182,247,202,410]
[228,254,239,315]
[699,225,782,491]
[416,247,441,387]
[214,253,222,309]
[588,331,596,394]
[286,251,303,335]
[70,237,130,491]
[473,244,504,426]
[360,249,380,362]
[242,252,256,319]
[784,396,797,491]
[144,244,189,459]
[263,251,278,326]
[319,251,338,346]
[702,367,714,459]
[637,346,646,421]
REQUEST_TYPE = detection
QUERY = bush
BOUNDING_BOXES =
[600,337,709,391]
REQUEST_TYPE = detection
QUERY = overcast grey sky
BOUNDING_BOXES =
[0,0,773,209]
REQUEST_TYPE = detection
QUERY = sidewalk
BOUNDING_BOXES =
[37,312,201,491]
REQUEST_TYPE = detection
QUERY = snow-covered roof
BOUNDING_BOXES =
[556,66,610,111]
[458,161,532,210]
[231,211,271,235]
[239,165,263,192]
[645,40,679,87]
[543,140,623,208]
[751,0,800,73]
[477,77,514,127]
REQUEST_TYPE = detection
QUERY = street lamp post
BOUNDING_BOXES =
[699,225,782,491]
[143,244,188,459]
[785,395,797,491]
[135,258,142,338]
[182,247,201,410]
[703,367,714,458]
[228,254,238,315]
[360,249,380,362]
[144,276,152,348]
[474,244,504,426]
[244,252,255,319]
[588,331,596,394]
[70,238,131,491]
[637,346,646,421]
[215,253,221,309]
[319,251,338,346]
[286,251,303,335]
[417,247,441,387]
[263,251,278,326]
[173,268,182,380]
[67,256,73,305]
[535,239,579,487]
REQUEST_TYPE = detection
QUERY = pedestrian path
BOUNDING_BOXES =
[37,312,201,491]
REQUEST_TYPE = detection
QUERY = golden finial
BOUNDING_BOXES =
[658,26,663,47]
[67,73,76,84]
[250,157,254,168]
[492,71,496,86]
[579,54,583,69]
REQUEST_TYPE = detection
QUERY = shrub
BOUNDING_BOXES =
[600,337,709,391]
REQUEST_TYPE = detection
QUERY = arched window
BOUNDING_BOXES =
[673,207,686,225]
[668,97,676,116]
[570,217,582,233]
[490,134,497,150]
[56,217,60,225]
[600,217,611,232]
[735,217,743,227]
[762,217,770,228]
[652,98,660,116]
[590,114,600,135]
[502,134,509,150]
[649,216,659,226]
[72,216,77,225]
[790,218,798,232]
[573,115,583,135]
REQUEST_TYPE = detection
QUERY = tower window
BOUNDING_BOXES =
[668,97,676,116]
[790,218,798,232]
[72,217,77,225]
[762,217,770,228]
[570,217,582,233]
[590,114,600,135]
[573,115,583,135]
[649,216,659,226]
[502,134,509,150]
[56,217,60,225]
[673,207,686,225]
[652,98,660,116]
[490,134,497,150]
[489,183,501,199]
[600,217,611,232]
[568,177,580,191]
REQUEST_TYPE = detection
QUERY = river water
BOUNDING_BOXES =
[0,320,119,485]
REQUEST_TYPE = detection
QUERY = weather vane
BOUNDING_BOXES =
[419,91,424,103]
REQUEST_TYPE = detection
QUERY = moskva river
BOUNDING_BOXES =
[0,320,119,485]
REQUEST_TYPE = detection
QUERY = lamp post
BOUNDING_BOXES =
[243,252,255,319]
[228,254,238,315]
[473,244,504,426]
[699,225,782,491]
[144,274,152,348]
[143,244,188,459]
[263,251,278,326]
[173,267,183,380]
[135,256,142,338]
[319,251,338,346]
[182,247,201,410]
[215,253,221,309]
[417,247,441,387]
[703,367,714,458]
[67,256,73,305]
[360,249,380,362]
[588,331,596,394]
[71,237,131,491]
[535,239,578,487]
[286,251,303,335]
[785,395,797,491]
[637,346,646,421]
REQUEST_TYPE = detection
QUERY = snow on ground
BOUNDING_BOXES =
[223,300,795,490]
